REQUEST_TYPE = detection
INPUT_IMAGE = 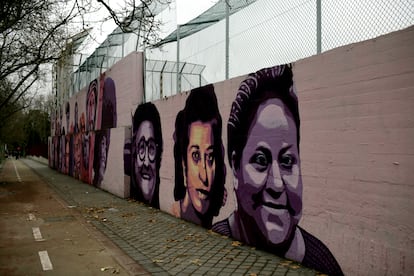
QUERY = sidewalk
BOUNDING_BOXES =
[22,158,320,276]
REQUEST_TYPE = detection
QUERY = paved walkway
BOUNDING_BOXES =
[21,158,321,276]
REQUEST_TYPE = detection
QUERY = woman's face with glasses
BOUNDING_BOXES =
[134,120,157,202]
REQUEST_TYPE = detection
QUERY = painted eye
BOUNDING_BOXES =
[250,153,269,172]
[148,141,156,158]
[192,151,201,163]
[138,140,145,155]
[206,152,215,167]
[280,154,296,170]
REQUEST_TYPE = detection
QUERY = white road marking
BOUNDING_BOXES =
[28,213,36,221]
[32,227,45,241]
[38,251,53,271]
[12,161,22,182]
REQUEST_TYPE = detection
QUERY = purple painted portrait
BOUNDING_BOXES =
[172,84,226,228]
[86,79,98,132]
[212,65,343,276]
[93,77,117,187]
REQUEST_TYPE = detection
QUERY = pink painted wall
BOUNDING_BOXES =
[50,52,143,197]
[152,26,414,275]
[49,27,414,275]
[294,26,414,275]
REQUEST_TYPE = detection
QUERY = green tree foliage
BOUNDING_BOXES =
[0,0,79,121]
[1,0,170,158]
[0,94,51,157]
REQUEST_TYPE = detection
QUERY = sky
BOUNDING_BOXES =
[176,0,218,24]
[86,0,218,53]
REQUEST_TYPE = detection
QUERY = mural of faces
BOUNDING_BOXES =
[48,61,342,276]
[86,79,98,132]
[74,134,82,179]
[80,112,86,133]
[92,77,117,187]
[173,84,225,228]
[81,132,94,184]
[131,103,163,208]
[60,135,65,172]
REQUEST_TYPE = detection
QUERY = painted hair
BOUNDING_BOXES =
[101,77,117,129]
[131,102,163,208]
[173,84,226,220]
[227,64,300,169]
[86,79,98,131]
[65,101,70,115]
[93,129,110,187]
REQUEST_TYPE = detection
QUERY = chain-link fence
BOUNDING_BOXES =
[55,0,413,103]
[144,0,414,100]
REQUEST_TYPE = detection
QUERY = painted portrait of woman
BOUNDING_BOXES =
[212,65,343,276]
[93,77,117,187]
[86,79,98,132]
[172,84,226,229]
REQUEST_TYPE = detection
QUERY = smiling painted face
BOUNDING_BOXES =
[186,121,215,215]
[134,120,157,203]
[234,98,302,246]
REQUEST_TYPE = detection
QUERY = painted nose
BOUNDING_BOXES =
[143,148,150,166]
[267,160,284,192]
[198,158,208,186]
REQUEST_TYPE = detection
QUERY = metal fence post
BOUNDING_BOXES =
[317,0,321,54]
[176,25,181,93]
[225,0,230,80]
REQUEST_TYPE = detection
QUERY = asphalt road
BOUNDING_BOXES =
[0,158,131,275]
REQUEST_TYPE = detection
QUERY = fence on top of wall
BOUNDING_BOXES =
[144,0,414,100]
[53,0,414,109]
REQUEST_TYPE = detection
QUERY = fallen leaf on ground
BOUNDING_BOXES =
[231,241,242,246]
[100,266,120,274]
[190,259,202,266]
[152,259,164,263]
[121,213,134,217]
[280,260,292,267]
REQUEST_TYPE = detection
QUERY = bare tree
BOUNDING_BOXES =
[0,0,171,124]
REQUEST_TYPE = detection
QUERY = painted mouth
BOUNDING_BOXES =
[139,166,153,180]
[262,201,287,210]
[140,173,152,180]
[196,189,209,200]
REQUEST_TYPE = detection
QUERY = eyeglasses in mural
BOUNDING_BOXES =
[131,102,163,208]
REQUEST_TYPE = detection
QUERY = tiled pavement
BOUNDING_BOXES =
[22,158,321,276]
